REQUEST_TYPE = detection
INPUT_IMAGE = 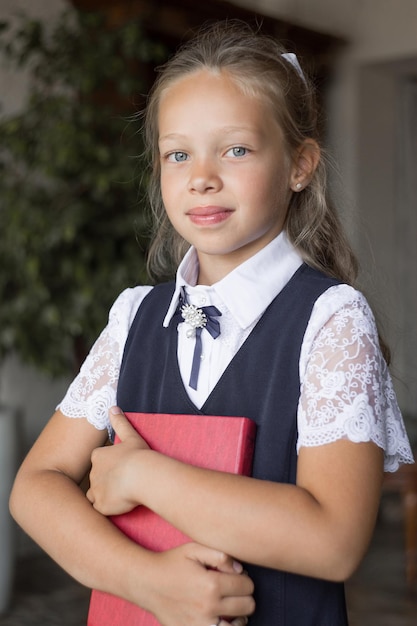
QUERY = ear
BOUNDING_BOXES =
[289,139,320,192]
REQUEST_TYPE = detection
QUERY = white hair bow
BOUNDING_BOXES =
[281,52,307,84]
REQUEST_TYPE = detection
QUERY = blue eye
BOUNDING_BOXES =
[227,146,247,157]
[167,151,188,162]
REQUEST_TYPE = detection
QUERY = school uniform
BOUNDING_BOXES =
[60,232,413,625]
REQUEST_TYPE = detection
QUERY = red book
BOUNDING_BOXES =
[88,411,256,626]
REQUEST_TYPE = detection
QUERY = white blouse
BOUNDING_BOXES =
[59,234,414,473]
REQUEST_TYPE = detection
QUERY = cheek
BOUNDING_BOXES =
[160,178,182,228]
[159,169,168,195]
[243,170,286,208]
[160,171,175,208]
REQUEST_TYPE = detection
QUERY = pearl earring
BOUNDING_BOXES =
[295,182,302,190]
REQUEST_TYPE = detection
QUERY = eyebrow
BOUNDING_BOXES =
[159,126,259,143]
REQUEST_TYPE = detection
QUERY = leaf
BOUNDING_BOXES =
[0,7,168,375]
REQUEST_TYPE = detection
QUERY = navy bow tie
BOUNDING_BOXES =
[173,295,222,390]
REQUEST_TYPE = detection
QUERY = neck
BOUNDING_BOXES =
[196,252,242,285]
[195,229,285,286]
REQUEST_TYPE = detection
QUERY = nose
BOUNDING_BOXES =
[188,157,222,194]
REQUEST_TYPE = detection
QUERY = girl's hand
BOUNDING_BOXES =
[141,542,255,626]
[86,407,148,515]
[87,409,255,623]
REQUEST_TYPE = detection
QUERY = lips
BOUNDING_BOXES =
[187,205,232,216]
[186,205,233,226]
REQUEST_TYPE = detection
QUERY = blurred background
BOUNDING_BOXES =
[0,0,416,624]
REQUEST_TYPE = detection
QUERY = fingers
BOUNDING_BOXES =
[215,554,243,575]
[185,543,243,575]
[86,410,148,514]
[213,566,255,622]
[225,618,249,626]
[109,407,143,444]
[153,544,255,626]
[215,568,254,598]
[218,613,250,625]
[85,486,94,505]
[217,613,250,625]
[216,581,255,621]
[182,543,255,618]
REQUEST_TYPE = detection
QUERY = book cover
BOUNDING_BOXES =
[88,411,256,626]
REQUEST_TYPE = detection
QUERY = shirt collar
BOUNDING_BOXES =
[163,232,303,329]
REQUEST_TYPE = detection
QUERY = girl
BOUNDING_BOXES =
[10,21,413,626]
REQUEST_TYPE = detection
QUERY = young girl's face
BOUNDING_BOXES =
[158,69,296,283]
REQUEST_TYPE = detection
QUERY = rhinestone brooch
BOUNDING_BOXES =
[180,303,207,338]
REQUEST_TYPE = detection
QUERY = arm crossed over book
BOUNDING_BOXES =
[88,411,256,626]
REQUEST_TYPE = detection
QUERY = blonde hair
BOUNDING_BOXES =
[143,20,358,286]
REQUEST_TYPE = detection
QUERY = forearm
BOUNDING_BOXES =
[131,443,383,581]
[10,466,255,624]
[10,411,255,625]
[135,453,324,575]
[89,412,383,582]
[9,466,153,607]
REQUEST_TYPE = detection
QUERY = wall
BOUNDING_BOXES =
[235,0,417,60]
[336,3,417,424]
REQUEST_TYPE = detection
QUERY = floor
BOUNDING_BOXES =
[0,493,416,625]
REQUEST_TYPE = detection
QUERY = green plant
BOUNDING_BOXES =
[0,9,167,375]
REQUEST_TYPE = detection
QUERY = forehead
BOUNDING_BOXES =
[158,68,280,135]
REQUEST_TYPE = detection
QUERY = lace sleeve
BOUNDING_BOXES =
[298,285,414,472]
[58,286,153,432]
